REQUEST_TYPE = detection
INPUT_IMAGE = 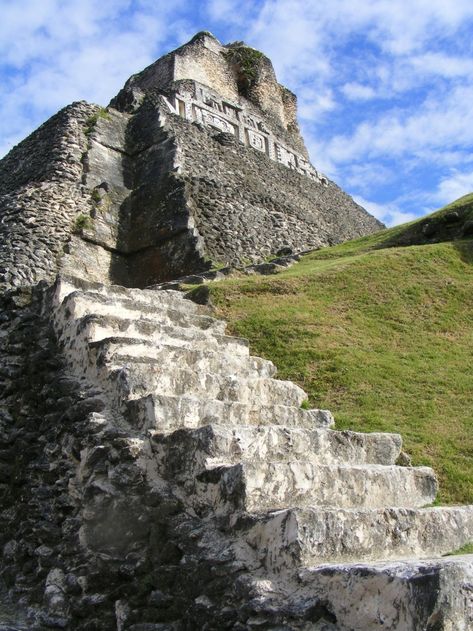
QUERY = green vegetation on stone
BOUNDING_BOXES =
[224,45,265,92]
[207,195,473,505]
[84,107,110,135]
[91,188,102,203]
[72,213,93,233]
[445,542,473,556]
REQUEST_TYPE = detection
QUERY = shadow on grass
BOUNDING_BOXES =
[454,239,473,264]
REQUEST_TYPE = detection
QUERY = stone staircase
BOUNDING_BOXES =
[51,275,473,630]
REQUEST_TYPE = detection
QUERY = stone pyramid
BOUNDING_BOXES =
[0,32,381,292]
[0,31,472,631]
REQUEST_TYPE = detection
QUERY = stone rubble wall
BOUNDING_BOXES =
[162,106,382,267]
[111,31,305,155]
[0,90,381,292]
[2,31,472,631]
[0,102,98,288]
[161,78,320,180]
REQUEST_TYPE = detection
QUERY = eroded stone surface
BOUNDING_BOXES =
[1,275,473,629]
[0,34,383,292]
[151,423,402,471]
[1,30,471,631]
[245,505,473,568]
[294,556,473,631]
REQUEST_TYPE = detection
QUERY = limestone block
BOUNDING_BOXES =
[105,357,306,407]
[246,505,473,568]
[88,337,276,378]
[152,424,402,474]
[58,313,249,362]
[58,290,226,335]
[52,274,206,316]
[128,394,333,432]
[193,462,436,514]
[295,556,473,631]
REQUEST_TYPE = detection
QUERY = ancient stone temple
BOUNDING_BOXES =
[1,31,473,631]
[0,31,382,291]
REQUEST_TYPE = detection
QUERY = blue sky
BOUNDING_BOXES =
[1,0,473,226]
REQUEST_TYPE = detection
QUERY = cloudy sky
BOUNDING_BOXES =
[1,0,473,226]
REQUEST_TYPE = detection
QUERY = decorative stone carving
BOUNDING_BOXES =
[203,95,222,111]
[275,143,296,168]
[223,103,240,119]
[201,110,236,135]
[247,129,267,153]
[159,78,330,182]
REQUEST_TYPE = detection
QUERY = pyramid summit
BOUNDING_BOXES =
[0,32,382,290]
[111,30,313,164]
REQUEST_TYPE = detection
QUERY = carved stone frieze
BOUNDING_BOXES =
[161,80,328,183]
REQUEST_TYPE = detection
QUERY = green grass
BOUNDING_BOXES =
[205,197,473,505]
[445,542,473,556]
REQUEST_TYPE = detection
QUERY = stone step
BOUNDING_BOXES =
[59,313,250,357]
[105,356,307,408]
[88,337,277,379]
[152,424,403,474]
[127,394,334,432]
[57,289,226,336]
[53,274,204,317]
[294,555,473,631]
[244,505,473,569]
[192,462,436,514]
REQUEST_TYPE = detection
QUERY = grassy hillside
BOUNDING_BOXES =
[202,195,473,505]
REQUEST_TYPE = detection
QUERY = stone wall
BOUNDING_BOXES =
[112,32,311,165]
[2,277,472,630]
[0,102,98,288]
[0,32,383,292]
[162,104,381,267]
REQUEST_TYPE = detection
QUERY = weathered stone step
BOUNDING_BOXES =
[295,555,473,631]
[58,289,226,335]
[53,274,204,317]
[60,314,250,357]
[127,394,334,432]
[193,462,436,514]
[244,505,473,569]
[106,356,306,408]
[151,424,402,472]
[89,337,277,378]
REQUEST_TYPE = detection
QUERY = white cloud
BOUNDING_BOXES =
[345,163,396,193]
[354,195,418,227]
[298,87,336,120]
[0,0,190,155]
[342,82,377,101]
[432,170,473,205]
[410,53,473,78]
[320,83,473,164]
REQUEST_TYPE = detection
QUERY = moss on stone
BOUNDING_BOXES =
[91,188,102,203]
[72,213,93,234]
[224,45,265,93]
[84,107,110,135]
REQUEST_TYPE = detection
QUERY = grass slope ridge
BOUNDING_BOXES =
[206,195,473,505]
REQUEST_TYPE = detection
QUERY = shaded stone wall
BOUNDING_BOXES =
[0,102,98,288]
[0,95,382,290]
[0,281,263,630]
